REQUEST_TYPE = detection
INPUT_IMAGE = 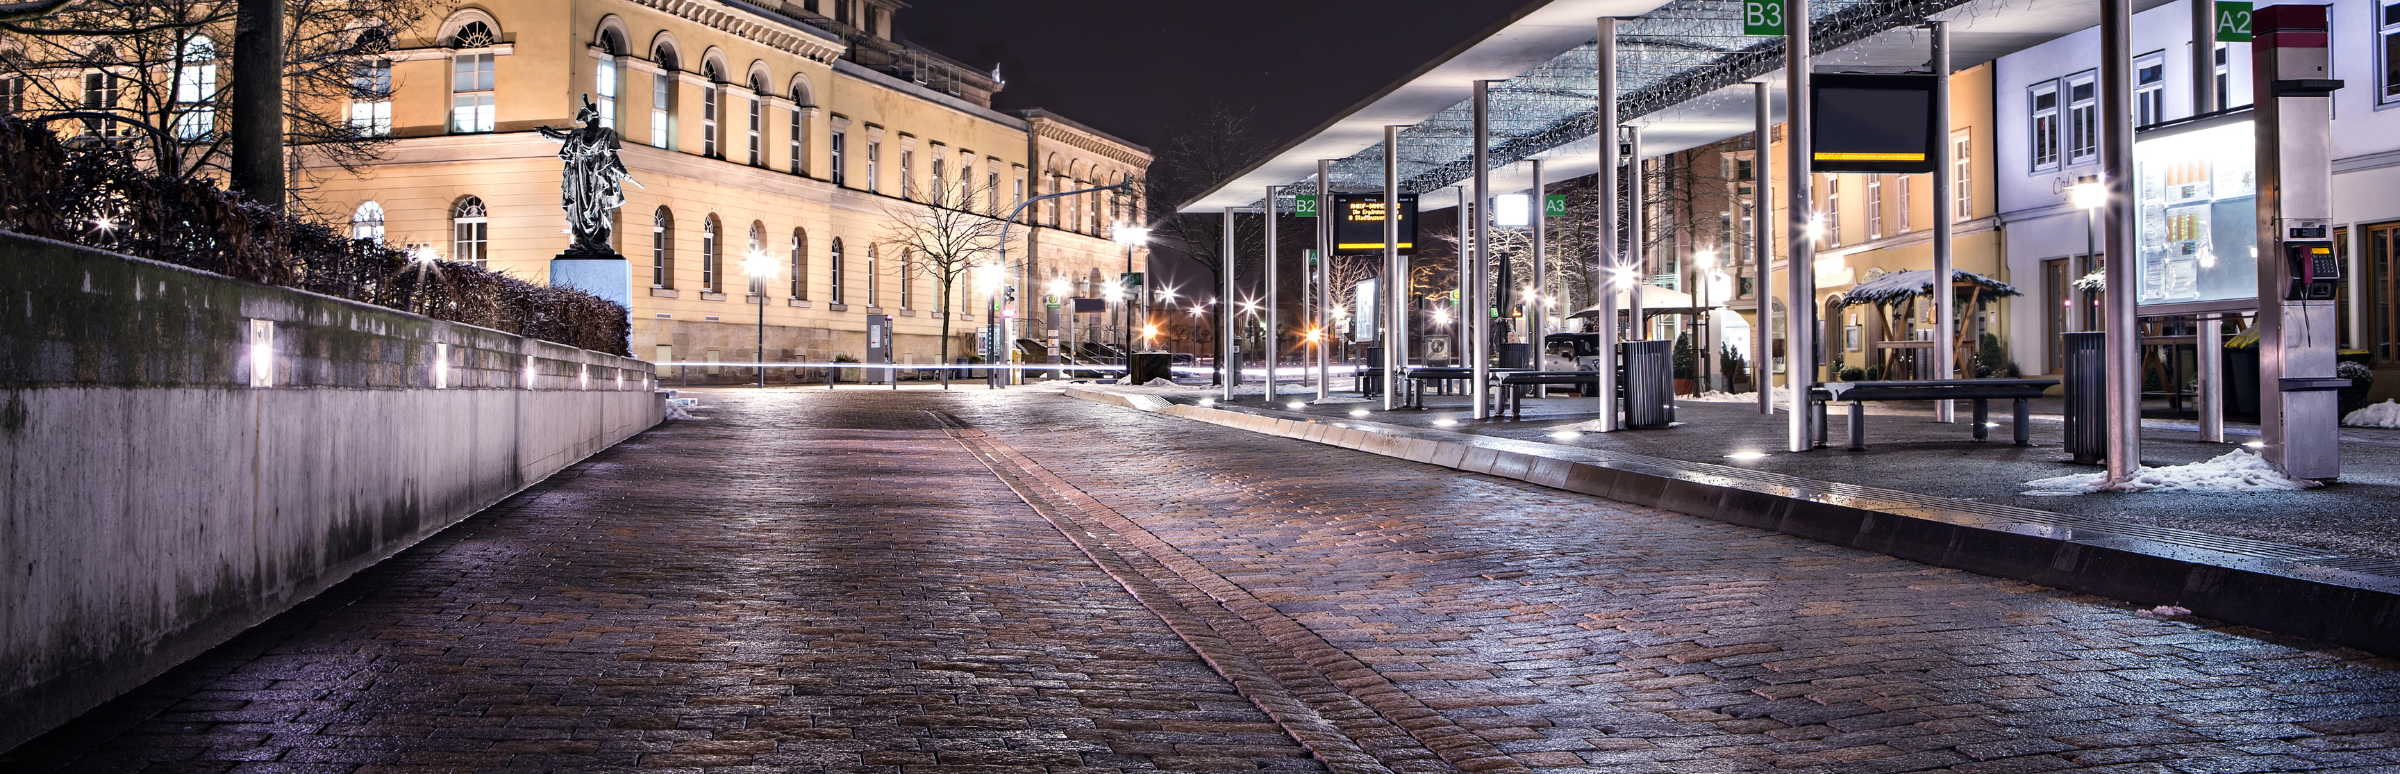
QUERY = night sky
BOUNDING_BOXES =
[893,1,1533,153]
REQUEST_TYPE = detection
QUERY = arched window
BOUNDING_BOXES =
[651,207,674,288]
[450,21,497,133]
[788,78,812,176]
[746,221,765,292]
[789,228,807,299]
[700,61,723,158]
[350,51,393,137]
[649,43,677,148]
[865,243,878,307]
[746,73,765,166]
[350,201,385,244]
[701,214,721,291]
[594,29,625,131]
[829,238,845,304]
[174,35,216,140]
[452,197,488,266]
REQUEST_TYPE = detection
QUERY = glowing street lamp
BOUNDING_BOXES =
[741,250,776,388]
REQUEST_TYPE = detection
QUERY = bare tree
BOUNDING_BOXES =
[882,176,1010,388]
[1146,103,1265,383]
[0,0,72,25]
[0,0,433,214]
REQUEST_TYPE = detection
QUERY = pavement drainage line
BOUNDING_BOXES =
[949,426,1532,774]
[941,427,1413,774]
[1061,388,2400,658]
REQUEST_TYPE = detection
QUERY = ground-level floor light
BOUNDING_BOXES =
[1724,451,1770,461]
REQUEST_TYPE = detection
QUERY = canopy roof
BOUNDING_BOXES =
[1178,0,2174,214]
[1836,269,2021,308]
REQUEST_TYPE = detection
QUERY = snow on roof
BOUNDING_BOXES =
[1837,269,2020,308]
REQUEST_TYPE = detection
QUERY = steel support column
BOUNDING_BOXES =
[1265,185,1280,404]
[1786,0,1819,453]
[1223,206,1239,403]
[1318,159,1334,401]
[1931,21,1957,423]
[1754,80,1776,415]
[1626,126,1646,341]
[1472,80,1494,419]
[1384,126,1405,412]
[1530,159,1547,373]
[2101,0,2142,483]
[2193,0,2218,115]
[1595,17,1623,431]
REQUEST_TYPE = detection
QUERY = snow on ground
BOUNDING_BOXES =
[1068,381,1267,396]
[2020,449,2320,496]
[664,403,700,420]
[1681,390,1778,404]
[2345,400,2400,429]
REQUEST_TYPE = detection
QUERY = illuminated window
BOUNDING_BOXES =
[452,197,489,267]
[2135,51,2165,126]
[2382,3,2400,104]
[830,128,846,185]
[652,208,674,288]
[174,36,216,141]
[2066,71,2098,166]
[449,22,497,134]
[2029,82,2060,172]
[351,201,385,244]
[1952,131,1973,220]
[829,238,845,304]
[650,45,676,148]
[350,58,392,137]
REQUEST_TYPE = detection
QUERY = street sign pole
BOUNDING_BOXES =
[1472,80,1493,419]
[1530,158,1547,379]
[1265,185,1280,404]
[1317,159,1334,401]
[1785,0,1817,453]
[1754,80,1775,415]
[1931,20,1956,423]
[1223,205,1238,402]
[1595,16,1623,432]
[1384,126,1405,412]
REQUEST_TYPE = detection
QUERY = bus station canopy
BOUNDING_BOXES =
[1176,0,2176,215]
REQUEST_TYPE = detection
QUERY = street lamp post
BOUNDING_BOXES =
[2071,175,2105,334]
[1113,224,1149,362]
[1694,248,1715,395]
[742,250,774,389]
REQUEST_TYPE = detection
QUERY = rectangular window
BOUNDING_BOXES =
[175,53,217,141]
[789,109,805,175]
[652,217,671,288]
[0,76,21,115]
[454,213,488,267]
[989,170,1002,213]
[651,71,671,147]
[1866,175,1883,240]
[351,59,392,137]
[2383,3,2400,104]
[2066,71,2098,166]
[595,58,618,131]
[451,53,495,134]
[2370,221,2400,362]
[830,129,846,185]
[746,95,761,165]
[2043,257,2070,372]
[1952,131,1973,220]
[932,156,945,201]
[2135,51,2165,126]
[2030,82,2060,171]
[1896,176,1912,234]
[701,83,719,157]
[82,72,120,136]
[900,148,913,199]
[2216,44,2233,111]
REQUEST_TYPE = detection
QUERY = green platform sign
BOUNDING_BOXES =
[1293,194,1319,218]
[1543,194,1567,218]
[2216,2,2252,42]
[1744,0,1786,36]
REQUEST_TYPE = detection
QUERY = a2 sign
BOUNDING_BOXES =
[1740,0,2249,41]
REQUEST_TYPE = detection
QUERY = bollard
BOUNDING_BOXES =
[2063,331,2106,464]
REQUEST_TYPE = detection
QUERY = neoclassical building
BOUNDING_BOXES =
[313,0,1151,377]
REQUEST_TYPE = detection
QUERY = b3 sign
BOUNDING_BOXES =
[1744,0,1785,36]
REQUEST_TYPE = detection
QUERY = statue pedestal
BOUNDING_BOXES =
[551,254,632,311]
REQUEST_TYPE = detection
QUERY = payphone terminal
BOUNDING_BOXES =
[2283,239,2340,301]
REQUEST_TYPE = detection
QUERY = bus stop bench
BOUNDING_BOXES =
[1808,379,2060,450]
[1403,367,1476,409]
[1500,371,1598,418]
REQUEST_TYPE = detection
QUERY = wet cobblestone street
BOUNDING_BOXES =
[8,388,2399,773]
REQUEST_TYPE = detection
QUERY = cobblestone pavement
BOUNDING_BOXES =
[2,394,1325,774]
[10,388,2400,774]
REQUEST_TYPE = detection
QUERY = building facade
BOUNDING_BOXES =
[310,0,1151,378]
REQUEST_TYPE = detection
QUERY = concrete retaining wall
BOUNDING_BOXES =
[0,233,665,751]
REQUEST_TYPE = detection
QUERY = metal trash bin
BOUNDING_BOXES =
[2062,331,2105,464]
[1127,352,1174,385]
[1498,342,1532,369]
[1621,340,1675,430]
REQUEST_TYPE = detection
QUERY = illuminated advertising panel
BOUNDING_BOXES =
[2134,113,2257,313]
[1354,278,1379,341]
[1333,193,1418,255]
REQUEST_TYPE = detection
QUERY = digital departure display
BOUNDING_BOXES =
[1810,73,1939,174]
[1332,193,1417,255]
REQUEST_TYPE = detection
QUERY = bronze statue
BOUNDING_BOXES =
[539,95,637,257]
